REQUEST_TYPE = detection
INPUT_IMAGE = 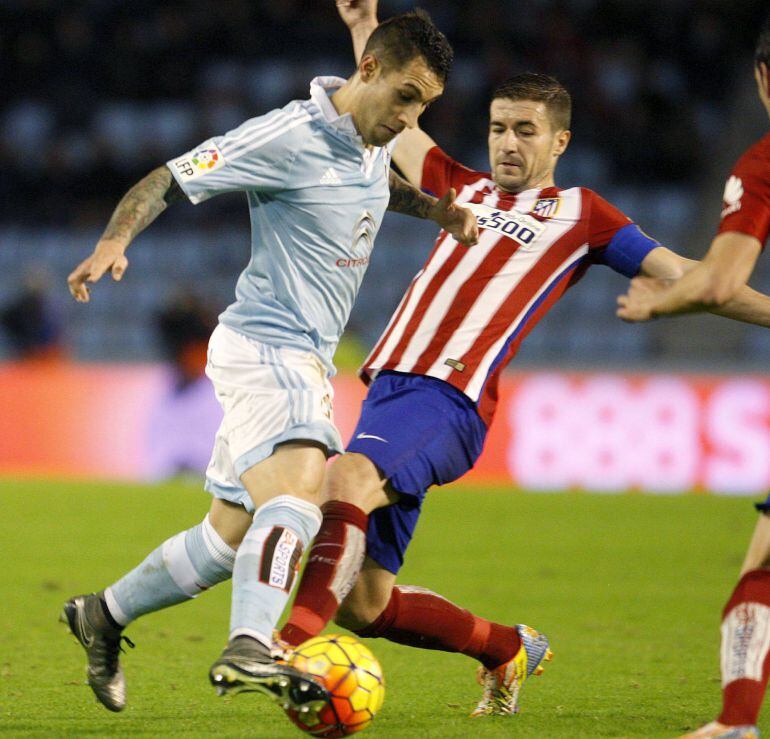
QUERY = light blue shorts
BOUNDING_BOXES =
[203,325,343,513]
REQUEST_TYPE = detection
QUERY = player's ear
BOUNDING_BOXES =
[553,129,571,157]
[760,63,770,95]
[359,54,380,83]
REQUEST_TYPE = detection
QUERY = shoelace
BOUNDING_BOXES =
[473,669,498,713]
[100,634,135,674]
[475,665,517,715]
[271,630,294,662]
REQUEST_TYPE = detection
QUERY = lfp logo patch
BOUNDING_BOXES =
[531,197,560,218]
[170,141,225,181]
[192,149,220,170]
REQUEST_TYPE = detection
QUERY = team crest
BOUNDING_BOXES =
[531,197,561,218]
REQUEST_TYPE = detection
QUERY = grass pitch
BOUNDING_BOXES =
[1,478,767,738]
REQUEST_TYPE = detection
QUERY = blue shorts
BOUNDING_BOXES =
[346,371,487,574]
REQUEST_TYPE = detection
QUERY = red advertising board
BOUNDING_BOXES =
[1,361,768,494]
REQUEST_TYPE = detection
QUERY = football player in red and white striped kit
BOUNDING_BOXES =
[619,18,770,739]
[277,1,770,719]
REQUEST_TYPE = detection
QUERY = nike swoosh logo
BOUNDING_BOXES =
[76,602,95,648]
[355,433,388,443]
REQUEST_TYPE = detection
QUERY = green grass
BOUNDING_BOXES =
[0,478,766,737]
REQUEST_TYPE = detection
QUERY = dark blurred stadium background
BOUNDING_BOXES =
[2,0,770,490]
[0,0,766,362]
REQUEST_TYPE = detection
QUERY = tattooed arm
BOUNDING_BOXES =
[388,169,478,246]
[68,166,185,302]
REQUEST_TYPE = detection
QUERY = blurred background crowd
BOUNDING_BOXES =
[1,0,768,368]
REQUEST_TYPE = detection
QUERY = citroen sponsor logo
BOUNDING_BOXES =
[337,211,376,268]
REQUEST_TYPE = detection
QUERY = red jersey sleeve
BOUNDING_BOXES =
[585,190,633,249]
[584,190,660,277]
[420,145,487,197]
[717,132,770,246]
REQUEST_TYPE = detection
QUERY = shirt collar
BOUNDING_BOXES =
[309,76,362,142]
[308,76,398,158]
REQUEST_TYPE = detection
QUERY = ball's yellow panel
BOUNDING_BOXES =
[368,682,386,714]
[355,669,380,692]
[347,684,372,713]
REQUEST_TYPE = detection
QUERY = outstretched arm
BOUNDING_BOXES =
[618,234,761,319]
[68,166,184,302]
[336,0,377,64]
[337,0,437,187]
[388,170,478,246]
[618,243,770,327]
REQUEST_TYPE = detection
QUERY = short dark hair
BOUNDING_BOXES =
[756,14,770,67]
[362,10,453,84]
[492,73,572,131]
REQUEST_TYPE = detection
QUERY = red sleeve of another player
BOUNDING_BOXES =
[585,191,633,248]
[718,146,770,246]
[420,146,485,197]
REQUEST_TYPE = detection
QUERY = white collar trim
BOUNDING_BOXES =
[309,76,361,141]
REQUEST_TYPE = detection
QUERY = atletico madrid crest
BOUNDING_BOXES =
[531,197,560,218]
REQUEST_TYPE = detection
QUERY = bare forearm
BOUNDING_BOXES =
[387,170,478,244]
[350,21,377,64]
[101,166,181,248]
[646,234,762,317]
[648,264,717,317]
[711,285,770,328]
[387,169,436,220]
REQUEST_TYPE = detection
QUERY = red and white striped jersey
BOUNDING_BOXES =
[361,146,655,426]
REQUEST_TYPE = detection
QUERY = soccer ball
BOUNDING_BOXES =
[284,634,385,737]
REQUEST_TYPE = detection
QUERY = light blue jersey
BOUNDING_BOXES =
[167,77,394,374]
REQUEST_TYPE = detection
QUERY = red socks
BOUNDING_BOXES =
[281,501,520,671]
[281,501,368,646]
[354,585,521,670]
[718,568,770,726]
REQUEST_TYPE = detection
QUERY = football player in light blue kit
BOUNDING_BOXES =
[62,10,477,715]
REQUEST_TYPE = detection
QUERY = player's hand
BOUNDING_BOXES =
[616,276,668,322]
[335,0,377,29]
[430,188,479,247]
[67,240,129,303]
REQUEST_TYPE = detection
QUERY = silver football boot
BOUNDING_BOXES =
[210,635,329,713]
[60,593,134,712]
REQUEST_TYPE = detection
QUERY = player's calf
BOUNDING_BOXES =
[716,569,770,728]
[280,500,370,646]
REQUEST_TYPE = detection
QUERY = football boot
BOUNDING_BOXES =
[471,624,552,717]
[679,722,759,739]
[60,592,134,712]
[209,635,329,713]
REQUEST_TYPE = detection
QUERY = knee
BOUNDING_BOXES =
[323,454,388,513]
[334,599,385,632]
[334,583,392,632]
[208,501,252,550]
